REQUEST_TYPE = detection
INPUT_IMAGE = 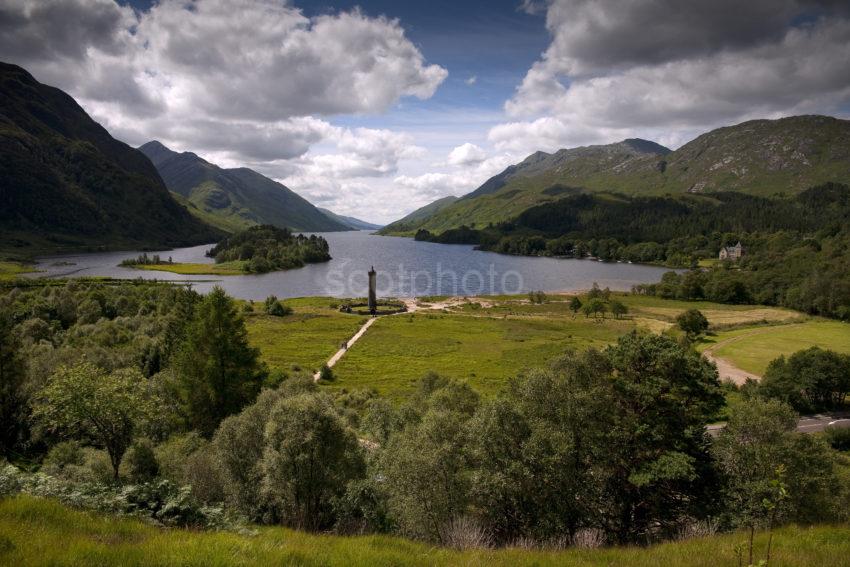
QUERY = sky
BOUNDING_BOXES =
[2,0,850,224]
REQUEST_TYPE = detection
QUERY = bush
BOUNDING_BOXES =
[264,296,292,317]
[43,441,85,472]
[319,364,334,382]
[824,426,850,451]
[125,439,159,483]
[182,449,226,505]
[0,462,22,496]
[120,479,226,528]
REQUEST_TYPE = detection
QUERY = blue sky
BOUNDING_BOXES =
[4,0,850,223]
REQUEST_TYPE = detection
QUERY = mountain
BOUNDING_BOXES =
[378,196,459,234]
[387,116,850,234]
[0,62,221,257]
[318,208,382,230]
[138,141,349,233]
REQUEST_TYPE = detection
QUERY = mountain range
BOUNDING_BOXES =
[0,62,221,257]
[382,115,850,234]
[138,141,352,233]
[318,208,382,230]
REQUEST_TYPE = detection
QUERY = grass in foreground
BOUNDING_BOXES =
[132,261,248,275]
[698,320,850,375]
[2,496,849,567]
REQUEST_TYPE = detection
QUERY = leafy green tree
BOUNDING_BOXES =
[0,310,27,456]
[261,393,365,530]
[610,299,628,319]
[319,364,334,381]
[32,362,158,480]
[712,398,840,561]
[676,308,709,339]
[569,296,582,316]
[379,407,471,543]
[582,298,607,319]
[173,286,267,436]
[600,332,723,542]
[759,347,850,412]
[467,349,613,543]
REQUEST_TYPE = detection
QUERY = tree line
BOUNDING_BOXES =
[206,224,331,273]
[416,184,850,319]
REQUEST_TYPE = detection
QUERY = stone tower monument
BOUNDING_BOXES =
[368,266,377,315]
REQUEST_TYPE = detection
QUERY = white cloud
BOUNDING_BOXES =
[495,0,850,154]
[446,142,487,166]
[0,0,447,163]
[465,75,477,85]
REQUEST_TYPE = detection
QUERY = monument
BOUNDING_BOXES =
[368,266,377,315]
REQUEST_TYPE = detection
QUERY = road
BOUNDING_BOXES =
[707,414,850,436]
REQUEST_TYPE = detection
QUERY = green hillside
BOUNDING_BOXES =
[139,141,350,233]
[0,62,221,259]
[392,116,850,234]
[378,195,459,234]
[318,208,382,230]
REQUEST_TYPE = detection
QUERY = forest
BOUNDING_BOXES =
[416,184,850,319]
[1,280,848,554]
[206,224,331,273]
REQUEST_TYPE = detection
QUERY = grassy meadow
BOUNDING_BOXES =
[132,260,248,275]
[330,311,630,397]
[0,261,35,281]
[245,297,369,375]
[3,495,850,567]
[697,320,850,376]
[243,292,849,398]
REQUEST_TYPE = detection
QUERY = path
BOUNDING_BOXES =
[313,316,378,380]
[701,326,787,385]
[708,414,850,436]
[313,296,492,381]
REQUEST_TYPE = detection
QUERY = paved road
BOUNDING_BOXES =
[708,414,850,436]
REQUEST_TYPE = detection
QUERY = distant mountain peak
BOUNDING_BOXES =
[138,140,349,233]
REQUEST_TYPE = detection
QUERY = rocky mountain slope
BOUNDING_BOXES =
[388,116,850,234]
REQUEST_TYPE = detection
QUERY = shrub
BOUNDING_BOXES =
[319,364,334,382]
[824,426,850,451]
[264,296,292,317]
[125,439,159,483]
[182,449,226,505]
[43,441,85,472]
[0,462,22,496]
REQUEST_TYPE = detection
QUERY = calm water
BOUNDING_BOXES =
[31,231,674,301]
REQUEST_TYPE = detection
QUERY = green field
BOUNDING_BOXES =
[330,311,631,397]
[133,261,248,275]
[0,261,35,281]
[245,297,368,375]
[242,293,847,398]
[699,321,850,375]
[1,496,848,567]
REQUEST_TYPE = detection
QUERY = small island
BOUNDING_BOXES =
[120,225,331,275]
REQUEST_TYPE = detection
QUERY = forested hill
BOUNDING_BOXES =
[139,141,350,234]
[390,116,850,234]
[0,62,221,257]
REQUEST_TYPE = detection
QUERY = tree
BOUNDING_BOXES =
[0,310,27,456]
[676,308,709,339]
[33,362,157,480]
[569,296,582,317]
[583,298,607,319]
[759,347,850,412]
[610,299,628,319]
[261,393,365,530]
[264,295,292,317]
[600,332,723,543]
[712,398,840,563]
[173,286,267,436]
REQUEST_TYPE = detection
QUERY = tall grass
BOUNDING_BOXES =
[2,495,849,566]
